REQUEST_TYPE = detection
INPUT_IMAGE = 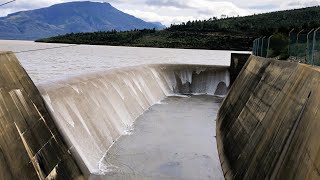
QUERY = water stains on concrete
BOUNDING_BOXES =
[0,52,83,179]
[217,55,320,180]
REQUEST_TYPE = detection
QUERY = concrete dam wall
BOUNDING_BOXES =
[217,55,320,179]
[0,52,83,179]
[5,49,319,179]
[38,64,230,177]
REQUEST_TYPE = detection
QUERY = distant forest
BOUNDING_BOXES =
[37,6,320,51]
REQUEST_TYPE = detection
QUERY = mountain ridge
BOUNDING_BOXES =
[0,1,165,40]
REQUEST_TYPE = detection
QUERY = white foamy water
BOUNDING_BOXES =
[38,64,230,175]
[0,40,249,84]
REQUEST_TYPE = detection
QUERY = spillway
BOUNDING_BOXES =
[38,64,230,178]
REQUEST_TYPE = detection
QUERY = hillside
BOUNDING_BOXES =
[37,6,320,51]
[169,6,320,35]
[36,29,252,51]
[0,1,165,40]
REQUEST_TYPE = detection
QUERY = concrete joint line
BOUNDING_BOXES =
[269,91,312,180]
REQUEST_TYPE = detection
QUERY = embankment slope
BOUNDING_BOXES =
[217,55,320,179]
[0,52,83,179]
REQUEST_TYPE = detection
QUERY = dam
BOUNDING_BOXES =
[38,62,230,178]
[1,50,320,180]
[0,51,231,179]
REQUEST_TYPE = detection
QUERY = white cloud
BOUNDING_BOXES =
[0,0,319,26]
[114,0,251,26]
[120,9,196,25]
[0,0,60,16]
[0,0,108,16]
[280,0,320,9]
[189,0,250,16]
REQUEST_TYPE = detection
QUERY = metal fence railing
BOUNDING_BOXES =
[252,28,320,66]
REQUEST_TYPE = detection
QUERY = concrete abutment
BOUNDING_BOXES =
[217,55,320,180]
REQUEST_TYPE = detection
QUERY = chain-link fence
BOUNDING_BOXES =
[313,28,320,66]
[252,28,320,66]
[306,29,314,64]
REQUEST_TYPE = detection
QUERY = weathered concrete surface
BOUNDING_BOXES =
[0,52,83,179]
[217,55,320,179]
[39,64,230,176]
[89,95,224,180]
[230,53,251,86]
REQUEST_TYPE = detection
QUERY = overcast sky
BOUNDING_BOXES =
[1,0,320,26]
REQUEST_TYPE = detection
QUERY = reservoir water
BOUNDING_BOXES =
[0,40,247,84]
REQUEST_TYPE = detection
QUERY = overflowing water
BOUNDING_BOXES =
[0,40,246,179]
[0,40,248,84]
[38,64,230,176]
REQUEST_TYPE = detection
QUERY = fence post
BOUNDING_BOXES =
[252,40,255,55]
[306,29,314,64]
[256,37,261,56]
[297,29,304,43]
[267,35,273,58]
[253,39,257,55]
[312,27,320,66]
[261,36,266,57]
[288,29,294,56]
[256,37,260,56]
[255,39,258,55]
[294,29,304,59]
[254,38,259,56]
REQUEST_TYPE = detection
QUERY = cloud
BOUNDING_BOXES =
[280,0,320,9]
[121,0,320,25]
[248,4,278,10]
[118,0,251,25]
[0,0,108,16]
[145,0,250,16]
[0,0,59,16]
[1,0,61,9]
[285,0,320,7]
[189,0,250,17]
[146,0,190,8]
[120,9,195,25]
[1,0,320,26]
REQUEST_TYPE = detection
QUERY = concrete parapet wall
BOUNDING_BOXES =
[230,53,251,85]
[217,55,320,179]
[38,64,230,176]
[0,52,83,179]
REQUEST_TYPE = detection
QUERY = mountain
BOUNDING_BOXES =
[0,1,164,40]
[150,22,166,29]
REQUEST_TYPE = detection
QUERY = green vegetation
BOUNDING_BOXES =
[36,29,252,50]
[37,6,320,51]
[268,33,290,59]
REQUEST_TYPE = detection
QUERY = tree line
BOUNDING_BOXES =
[37,6,320,51]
